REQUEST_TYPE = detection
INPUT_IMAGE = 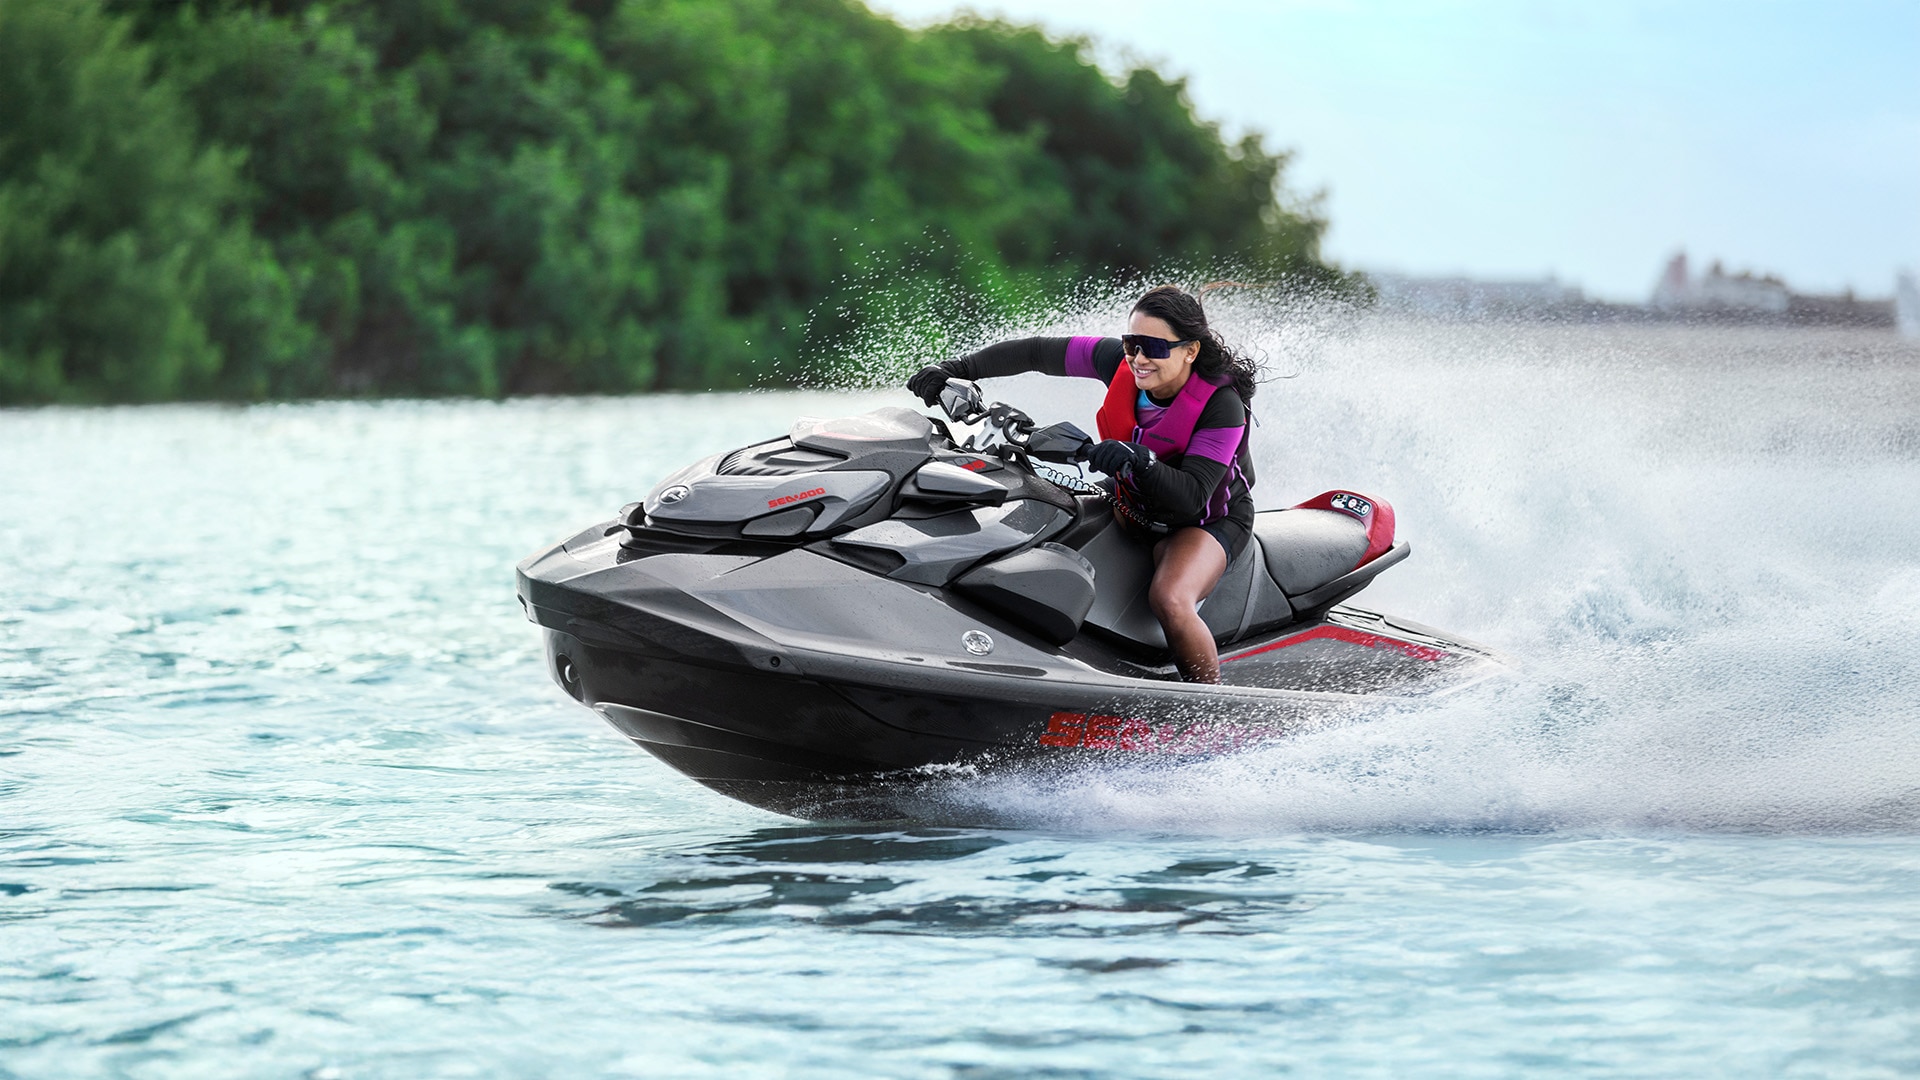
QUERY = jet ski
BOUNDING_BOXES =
[516,380,1504,819]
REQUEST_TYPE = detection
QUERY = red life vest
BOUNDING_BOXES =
[1092,365,1241,531]
[1095,363,1223,457]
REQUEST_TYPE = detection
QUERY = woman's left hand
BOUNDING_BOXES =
[1087,440,1155,477]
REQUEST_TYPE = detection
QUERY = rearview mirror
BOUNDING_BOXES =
[938,378,985,422]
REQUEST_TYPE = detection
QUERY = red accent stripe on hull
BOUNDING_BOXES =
[1223,624,1450,664]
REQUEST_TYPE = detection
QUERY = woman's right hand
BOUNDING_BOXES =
[1088,440,1155,477]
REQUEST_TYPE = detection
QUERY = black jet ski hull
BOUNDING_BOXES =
[537,625,1310,818]
[519,535,1500,820]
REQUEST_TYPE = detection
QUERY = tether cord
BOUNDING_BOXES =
[1029,461,1166,535]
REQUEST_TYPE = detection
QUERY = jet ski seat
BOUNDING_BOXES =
[1076,490,1410,655]
[1252,490,1409,615]
[1257,508,1368,593]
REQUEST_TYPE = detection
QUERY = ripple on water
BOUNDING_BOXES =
[3,327,1919,1075]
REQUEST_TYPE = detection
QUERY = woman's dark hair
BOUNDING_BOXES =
[1132,284,1258,403]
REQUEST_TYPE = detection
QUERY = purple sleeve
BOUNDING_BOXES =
[1064,336,1102,380]
[1184,425,1243,465]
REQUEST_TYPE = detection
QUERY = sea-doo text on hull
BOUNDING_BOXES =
[516,381,1502,818]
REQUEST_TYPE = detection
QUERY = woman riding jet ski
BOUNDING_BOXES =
[516,288,1505,820]
[909,285,1257,684]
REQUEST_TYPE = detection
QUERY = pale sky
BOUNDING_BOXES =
[869,0,1920,301]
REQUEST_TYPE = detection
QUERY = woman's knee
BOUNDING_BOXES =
[1149,573,1201,622]
[1147,582,1181,622]
[1150,531,1225,621]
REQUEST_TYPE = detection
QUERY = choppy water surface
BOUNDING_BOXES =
[3,322,1918,1076]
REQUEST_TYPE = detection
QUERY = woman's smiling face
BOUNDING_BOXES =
[1124,311,1199,397]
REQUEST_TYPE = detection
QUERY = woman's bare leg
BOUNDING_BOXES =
[1149,528,1230,683]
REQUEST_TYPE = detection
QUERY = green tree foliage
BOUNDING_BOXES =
[2,0,1336,403]
[0,0,305,402]
[131,0,654,395]
[931,19,1333,279]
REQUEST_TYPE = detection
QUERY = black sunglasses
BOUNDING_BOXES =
[1120,334,1196,359]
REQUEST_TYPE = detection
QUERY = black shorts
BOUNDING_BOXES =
[1198,517,1250,563]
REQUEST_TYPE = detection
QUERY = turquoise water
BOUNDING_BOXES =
[4,323,1919,1076]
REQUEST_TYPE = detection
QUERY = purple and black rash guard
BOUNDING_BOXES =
[943,336,1255,535]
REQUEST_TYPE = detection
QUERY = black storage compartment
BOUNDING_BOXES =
[954,543,1097,646]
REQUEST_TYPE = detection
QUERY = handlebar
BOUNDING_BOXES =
[933,377,1092,465]
[937,377,987,424]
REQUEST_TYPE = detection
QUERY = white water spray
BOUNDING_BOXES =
[857,296,1920,834]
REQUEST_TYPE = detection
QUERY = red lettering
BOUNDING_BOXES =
[1084,715,1123,749]
[1166,723,1202,754]
[1035,714,1278,755]
[767,487,827,510]
[1038,712,1085,748]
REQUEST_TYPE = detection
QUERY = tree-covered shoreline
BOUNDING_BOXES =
[0,0,1341,404]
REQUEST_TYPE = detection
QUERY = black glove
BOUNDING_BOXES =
[1087,440,1154,477]
[907,364,955,406]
